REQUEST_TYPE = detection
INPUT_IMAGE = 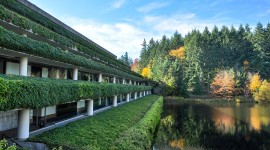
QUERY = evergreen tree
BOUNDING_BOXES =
[118,52,133,66]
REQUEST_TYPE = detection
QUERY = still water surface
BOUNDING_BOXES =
[154,99,270,150]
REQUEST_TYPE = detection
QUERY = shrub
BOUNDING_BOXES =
[29,95,161,150]
[0,139,16,150]
[113,96,163,149]
[0,74,152,111]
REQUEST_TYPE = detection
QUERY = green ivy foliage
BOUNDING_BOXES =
[0,25,143,81]
[113,96,163,149]
[29,95,161,150]
[0,74,152,111]
[0,4,141,75]
[0,1,139,74]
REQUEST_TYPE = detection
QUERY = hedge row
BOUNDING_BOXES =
[0,5,135,74]
[113,96,163,149]
[0,1,137,73]
[0,74,152,111]
[0,25,143,81]
[29,95,161,150]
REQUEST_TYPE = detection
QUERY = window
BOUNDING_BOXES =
[31,66,42,77]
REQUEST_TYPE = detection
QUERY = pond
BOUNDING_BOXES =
[154,99,270,150]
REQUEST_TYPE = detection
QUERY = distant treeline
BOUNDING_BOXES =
[134,23,270,97]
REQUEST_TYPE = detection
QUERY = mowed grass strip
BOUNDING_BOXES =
[29,95,160,150]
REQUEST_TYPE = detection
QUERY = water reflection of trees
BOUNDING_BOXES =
[154,101,270,150]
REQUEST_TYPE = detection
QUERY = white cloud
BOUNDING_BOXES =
[112,0,126,8]
[63,17,158,59]
[143,13,229,36]
[61,12,231,59]
[137,1,171,13]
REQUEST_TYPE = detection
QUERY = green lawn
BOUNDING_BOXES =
[29,95,161,150]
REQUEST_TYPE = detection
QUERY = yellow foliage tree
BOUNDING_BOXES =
[169,46,185,59]
[249,74,270,102]
[253,80,270,102]
[141,67,150,78]
[249,73,262,93]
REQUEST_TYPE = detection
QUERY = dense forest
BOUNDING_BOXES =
[132,23,270,101]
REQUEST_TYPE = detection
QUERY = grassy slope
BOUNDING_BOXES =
[29,95,161,150]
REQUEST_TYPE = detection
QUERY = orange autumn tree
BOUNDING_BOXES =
[211,69,235,97]
[131,58,140,73]
[169,46,185,60]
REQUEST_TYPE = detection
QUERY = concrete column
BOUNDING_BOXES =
[144,91,146,96]
[113,76,116,84]
[98,97,102,105]
[18,57,30,140]
[73,68,78,80]
[42,68,49,78]
[122,79,125,84]
[105,97,108,106]
[18,109,30,140]
[56,69,60,79]
[20,57,28,76]
[134,81,136,85]
[135,92,137,100]
[98,73,102,82]
[87,99,94,116]
[64,69,68,79]
[126,93,129,102]
[113,95,117,107]
[129,80,132,85]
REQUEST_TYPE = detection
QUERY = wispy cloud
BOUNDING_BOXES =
[63,17,159,59]
[143,13,232,36]
[61,12,232,58]
[258,9,270,17]
[112,0,126,8]
[137,1,171,13]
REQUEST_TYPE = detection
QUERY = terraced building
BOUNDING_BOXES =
[0,0,152,140]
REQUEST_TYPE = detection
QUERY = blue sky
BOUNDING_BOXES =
[28,0,270,59]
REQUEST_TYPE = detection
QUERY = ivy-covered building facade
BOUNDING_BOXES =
[0,0,152,140]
